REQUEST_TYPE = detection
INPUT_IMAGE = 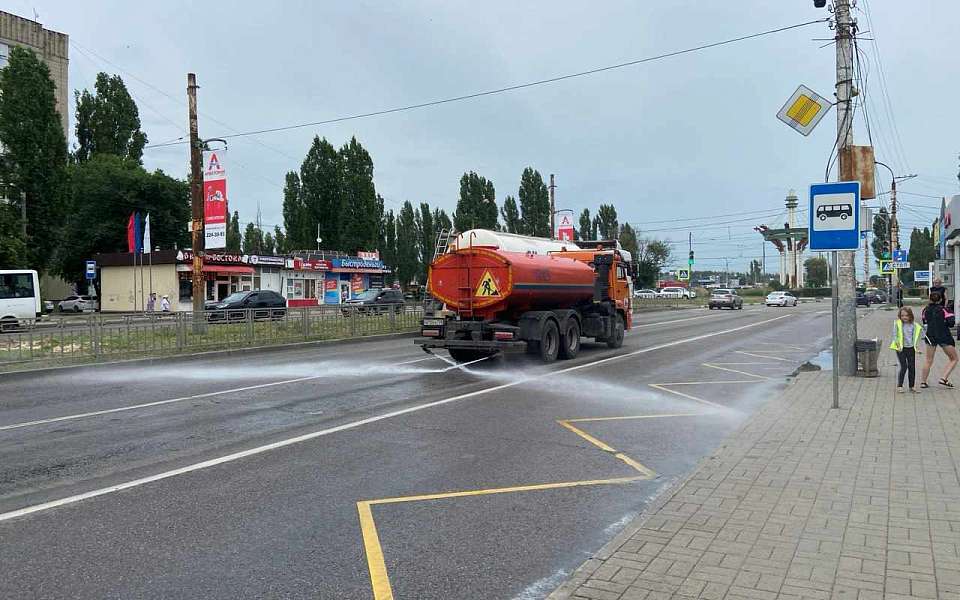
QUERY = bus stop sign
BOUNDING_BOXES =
[809,181,861,251]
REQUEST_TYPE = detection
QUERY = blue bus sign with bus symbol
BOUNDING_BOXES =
[809,181,860,251]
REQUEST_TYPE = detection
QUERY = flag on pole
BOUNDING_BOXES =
[142,214,152,254]
[127,212,137,253]
[134,212,143,253]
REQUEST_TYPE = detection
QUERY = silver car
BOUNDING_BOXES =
[58,295,96,313]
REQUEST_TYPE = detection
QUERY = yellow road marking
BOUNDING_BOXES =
[649,383,725,408]
[357,476,644,600]
[557,419,616,453]
[565,413,703,423]
[736,351,796,362]
[702,363,771,380]
[357,501,394,600]
[614,453,657,478]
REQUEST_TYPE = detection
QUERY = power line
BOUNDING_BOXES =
[141,18,828,149]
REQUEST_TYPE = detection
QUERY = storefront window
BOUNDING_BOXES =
[179,277,191,302]
[286,278,304,299]
[254,276,261,290]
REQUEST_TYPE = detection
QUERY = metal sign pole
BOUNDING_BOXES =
[831,250,840,409]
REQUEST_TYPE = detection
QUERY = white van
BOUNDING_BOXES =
[0,269,41,331]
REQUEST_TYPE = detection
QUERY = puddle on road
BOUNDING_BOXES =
[794,348,831,374]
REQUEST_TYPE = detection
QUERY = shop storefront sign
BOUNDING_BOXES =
[336,257,385,270]
[247,255,285,266]
[357,251,380,261]
[292,258,331,271]
[177,250,246,264]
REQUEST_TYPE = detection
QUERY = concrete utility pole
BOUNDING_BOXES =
[834,0,858,375]
[549,174,556,239]
[187,73,206,331]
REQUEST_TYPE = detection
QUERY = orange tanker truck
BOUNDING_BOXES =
[416,229,633,362]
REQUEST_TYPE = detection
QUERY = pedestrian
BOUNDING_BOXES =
[890,306,922,393]
[920,291,958,388]
[160,294,171,312]
[896,283,904,308]
[146,293,156,312]
[931,278,948,307]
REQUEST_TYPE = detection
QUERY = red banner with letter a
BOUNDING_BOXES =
[202,149,228,249]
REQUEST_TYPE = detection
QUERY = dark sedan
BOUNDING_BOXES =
[205,290,286,321]
[342,288,405,315]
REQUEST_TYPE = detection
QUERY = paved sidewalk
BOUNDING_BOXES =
[551,309,960,600]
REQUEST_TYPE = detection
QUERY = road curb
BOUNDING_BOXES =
[0,331,419,380]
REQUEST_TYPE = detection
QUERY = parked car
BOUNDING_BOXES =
[58,295,97,313]
[633,289,658,299]
[205,290,286,321]
[659,286,695,299]
[342,288,406,315]
[856,291,870,307]
[765,291,798,307]
[708,288,743,310]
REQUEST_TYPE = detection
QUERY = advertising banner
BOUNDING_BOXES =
[556,213,574,241]
[202,150,228,249]
[351,273,364,293]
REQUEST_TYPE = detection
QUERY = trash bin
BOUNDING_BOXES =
[856,338,880,377]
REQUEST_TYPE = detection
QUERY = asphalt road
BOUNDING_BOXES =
[0,303,837,599]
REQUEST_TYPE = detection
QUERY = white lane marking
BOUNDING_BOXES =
[0,314,789,523]
[2,313,725,432]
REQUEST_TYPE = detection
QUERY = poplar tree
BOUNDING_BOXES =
[518,168,550,237]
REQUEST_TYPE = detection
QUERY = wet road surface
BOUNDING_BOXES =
[0,303,838,599]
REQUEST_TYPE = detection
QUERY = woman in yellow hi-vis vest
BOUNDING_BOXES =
[890,306,922,393]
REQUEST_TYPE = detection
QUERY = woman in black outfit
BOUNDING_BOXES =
[921,291,958,388]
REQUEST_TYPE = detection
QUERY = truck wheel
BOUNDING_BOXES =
[606,314,625,349]
[558,319,581,360]
[448,349,493,363]
[538,320,560,362]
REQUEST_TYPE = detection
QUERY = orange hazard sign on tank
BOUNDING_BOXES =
[475,271,502,297]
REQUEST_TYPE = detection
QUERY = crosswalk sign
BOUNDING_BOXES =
[878,260,894,275]
[677,269,690,281]
[475,271,501,297]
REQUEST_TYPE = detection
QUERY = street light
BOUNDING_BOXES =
[875,160,917,307]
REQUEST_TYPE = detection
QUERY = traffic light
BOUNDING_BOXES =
[688,250,694,262]
[813,0,826,7]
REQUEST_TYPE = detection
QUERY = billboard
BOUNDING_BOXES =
[556,213,574,241]
[202,150,228,249]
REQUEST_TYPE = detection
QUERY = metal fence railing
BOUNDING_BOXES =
[0,303,423,371]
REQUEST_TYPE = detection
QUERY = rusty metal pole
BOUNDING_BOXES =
[187,74,206,333]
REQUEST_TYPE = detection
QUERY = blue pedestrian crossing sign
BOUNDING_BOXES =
[809,181,860,251]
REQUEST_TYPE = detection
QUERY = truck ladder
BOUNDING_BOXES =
[422,228,452,315]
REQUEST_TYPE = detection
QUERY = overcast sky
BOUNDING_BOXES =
[19,0,960,275]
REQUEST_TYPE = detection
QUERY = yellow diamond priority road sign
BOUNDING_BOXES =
[777,85,832,137]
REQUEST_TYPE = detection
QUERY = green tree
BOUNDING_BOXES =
[0,47,68,272]
[339,137,381,252]
[748,259,762,284]
[453,171,497,231]
[396,201,418,287]
[578,209,594,241]
[225,211,242,252]
[434,208,452,234]
[871,207,890,261]
[52,155,188,284]
[618,224,640,265]
[298,136,342,250]
[380,209,397,278]
[804,256,828,287]
[595,204,619,239]
[518,167,549,236]
[281,171,308,250]
[273,226,287,254]
[906,227,936,284]
[500,195,521,234]
[415,202,435,281]
[74,72,147,163]
[0,203,27,267]
[242,222,262,254]
[262,231,275,254]
[635,238,671,288]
